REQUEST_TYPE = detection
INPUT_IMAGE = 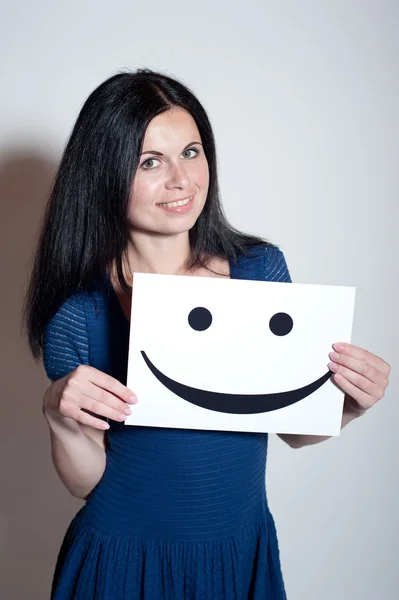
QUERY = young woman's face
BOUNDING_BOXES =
[128,108,210,235]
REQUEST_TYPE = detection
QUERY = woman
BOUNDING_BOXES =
[23,69,390,599]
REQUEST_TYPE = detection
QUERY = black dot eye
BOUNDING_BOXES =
[188,307,212,331]
[269,312,293,336]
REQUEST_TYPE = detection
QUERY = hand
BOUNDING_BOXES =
[328,343,391,418]
[43,365,138,430]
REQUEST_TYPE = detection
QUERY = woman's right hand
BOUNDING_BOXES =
[42,365,138,430]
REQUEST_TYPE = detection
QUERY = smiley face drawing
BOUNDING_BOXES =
[126,273,356,435]
[140,306,333,414]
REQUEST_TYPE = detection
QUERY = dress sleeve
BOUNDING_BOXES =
[264,246,292,283]
[43,293,90,382]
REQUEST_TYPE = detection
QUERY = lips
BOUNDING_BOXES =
[171,195,192,203]
[157,193,195,206]
[140,351,333,415]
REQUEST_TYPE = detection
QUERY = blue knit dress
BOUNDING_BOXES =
[43,245,291,600]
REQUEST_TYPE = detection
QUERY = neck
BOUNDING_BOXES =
[124,230,193,279]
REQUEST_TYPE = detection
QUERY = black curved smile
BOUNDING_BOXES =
[141,351,333,415]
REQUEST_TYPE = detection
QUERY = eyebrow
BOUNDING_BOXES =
[140,141,203,156]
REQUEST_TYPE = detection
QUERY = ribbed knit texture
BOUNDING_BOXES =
[43,245,291,600]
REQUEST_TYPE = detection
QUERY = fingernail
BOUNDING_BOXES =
[124,406,132,415]
[330,351,340,360]
[334,343,345,351]
[128,395,138,404]
[328,361,338,371]
[119,414,127,421]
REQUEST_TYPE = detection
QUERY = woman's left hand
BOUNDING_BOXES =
[328,343,391,418]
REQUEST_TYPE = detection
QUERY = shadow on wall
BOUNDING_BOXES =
[0,149,83,600]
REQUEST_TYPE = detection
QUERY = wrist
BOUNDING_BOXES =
[43,408,82,439]
[341,406,366,428]
[42,385,60,420]
[42,385,80,433]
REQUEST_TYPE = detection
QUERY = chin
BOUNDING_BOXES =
[130,219,199,237]
[156,219,199,236]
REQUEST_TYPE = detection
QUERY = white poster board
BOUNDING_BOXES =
[125,273,356,436]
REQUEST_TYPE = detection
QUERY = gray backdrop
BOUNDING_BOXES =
[1,1,397,598]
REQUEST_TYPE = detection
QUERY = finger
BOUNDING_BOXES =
[331,367,383,410]
[81,397,132,423]
[61,403,110,430]
[332,343,391,376]
[66,371,135,417]
[328,351,385,386]
[328,361,381,398]
[78,365,138,404]
[332,373,376,410]
[81,385,135,419]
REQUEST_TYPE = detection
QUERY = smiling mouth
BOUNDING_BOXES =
[141,351,333,415]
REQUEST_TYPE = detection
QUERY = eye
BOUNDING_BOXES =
[269,312,293,336]
[141,158,161,170]
[141,148,199,171]
[182,148,199,159]
[188,307,212,331]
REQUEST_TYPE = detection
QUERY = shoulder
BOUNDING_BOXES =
[43,291,90,381]
[232,244,292,283]
[263,245,292,282]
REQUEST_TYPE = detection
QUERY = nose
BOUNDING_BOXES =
[165,161,190,190]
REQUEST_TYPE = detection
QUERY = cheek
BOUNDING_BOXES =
[199,166,210,189]
[192,160,210,193]
[127,180,149,224]
[130,176,160,210]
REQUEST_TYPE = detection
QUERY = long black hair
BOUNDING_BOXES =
[22,68,272,361]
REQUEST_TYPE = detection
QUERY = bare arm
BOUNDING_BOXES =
[43,365,137,499]
[43,404,107,500]
[277,408,363,449]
